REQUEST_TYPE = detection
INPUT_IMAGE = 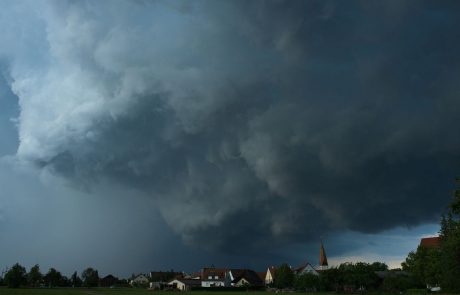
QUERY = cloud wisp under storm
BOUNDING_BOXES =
[1,0,460,258]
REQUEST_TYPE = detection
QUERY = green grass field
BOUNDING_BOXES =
[0,289,279,295]
[1,290,454,295]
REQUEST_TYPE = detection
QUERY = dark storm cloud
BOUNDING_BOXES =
[3,0,460,254]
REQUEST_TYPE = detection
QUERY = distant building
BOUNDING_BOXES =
[168,278,201,291]
[419,236,441,248]
[319,240,328,270]
[100,274,118,287]
[264,266,276,285]
[201,267,227,287]
[149,271,183,289]
[293,262,319,276]
[130,274,149,286]
[231,269,264,287]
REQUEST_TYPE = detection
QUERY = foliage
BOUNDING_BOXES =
[438,178,460,292]
[273,263,294,289]
[70,271,82,287]
[381,272,421,292]
[337,262,381,290]
[401,246,441,286]
[318,267,341,291]
[82,267,99,287]
[401,178,460,292]
[27,264,43,287]
[4,263,27,288]
[294,272,319,291]
[44,267,67,287]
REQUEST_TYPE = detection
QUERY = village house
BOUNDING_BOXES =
[293,262,319,276]
[264,266,276,285]
[201,267,227,287]
[230,269,264,287]
[130,274,149,286]
[149,270,183,289]
[100,274,118,287]
[168,278,202,291]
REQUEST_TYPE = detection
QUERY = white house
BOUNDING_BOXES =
[201,267,227,287]
[168,278,201,291]
[265,266,276,285]
[130,274,149,286]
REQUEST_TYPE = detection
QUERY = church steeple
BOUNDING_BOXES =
[320,240,328,270]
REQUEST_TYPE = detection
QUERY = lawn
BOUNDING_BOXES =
[0,289,286,295]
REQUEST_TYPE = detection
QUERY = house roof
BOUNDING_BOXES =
[267,266,276,278]
[231,269,264,286]
[228,269,246,279]
[257,271,266,281]
[201,267,227,281]
[420,236,441,248]
[320,241,328,266]
[293,262,318,274]
[101,274,117,280]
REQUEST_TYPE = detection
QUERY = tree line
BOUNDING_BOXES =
[0,264,100,288]
[272,261,400,292]
[401,178,460,293]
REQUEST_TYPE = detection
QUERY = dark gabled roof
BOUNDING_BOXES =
[257,271,266,281]
[201,267,227,281]
[228,269,246,278]
[420,236,441,248]
[231,269,264,286]
[293,262,317,274]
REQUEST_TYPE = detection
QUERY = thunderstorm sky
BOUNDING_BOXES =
[0,0,459,277]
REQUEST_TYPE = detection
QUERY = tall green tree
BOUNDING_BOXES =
[44,268,63,287]
[82,267,99,287]
[4,263,27,288]
[294,273,319,291]
[401,246,441,287]
[274,263,294,289]
[70,271,82,287]
[438,178,460,292]
[27,264,43,287]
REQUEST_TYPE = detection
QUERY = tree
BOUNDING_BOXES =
[44,268,63,287]
[274,263,294,289]
[438,178,460,292]
[319,267,341,291]
[4,263,27,288]
[294,273,319,291]
[82,267,99,287]
[27,264,43,287]
[71,271,82,287]
[401,246,440,287]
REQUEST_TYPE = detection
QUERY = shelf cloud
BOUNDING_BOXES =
[2,0,460,256]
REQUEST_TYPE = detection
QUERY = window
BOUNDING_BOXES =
[208,276,212,280]
[215,276,219,279]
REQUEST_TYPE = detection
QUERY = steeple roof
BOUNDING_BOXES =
[320,241,328,266]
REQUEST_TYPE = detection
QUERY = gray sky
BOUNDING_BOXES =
[0,0,458,277]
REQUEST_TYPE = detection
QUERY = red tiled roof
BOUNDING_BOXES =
[420,236,441,248]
